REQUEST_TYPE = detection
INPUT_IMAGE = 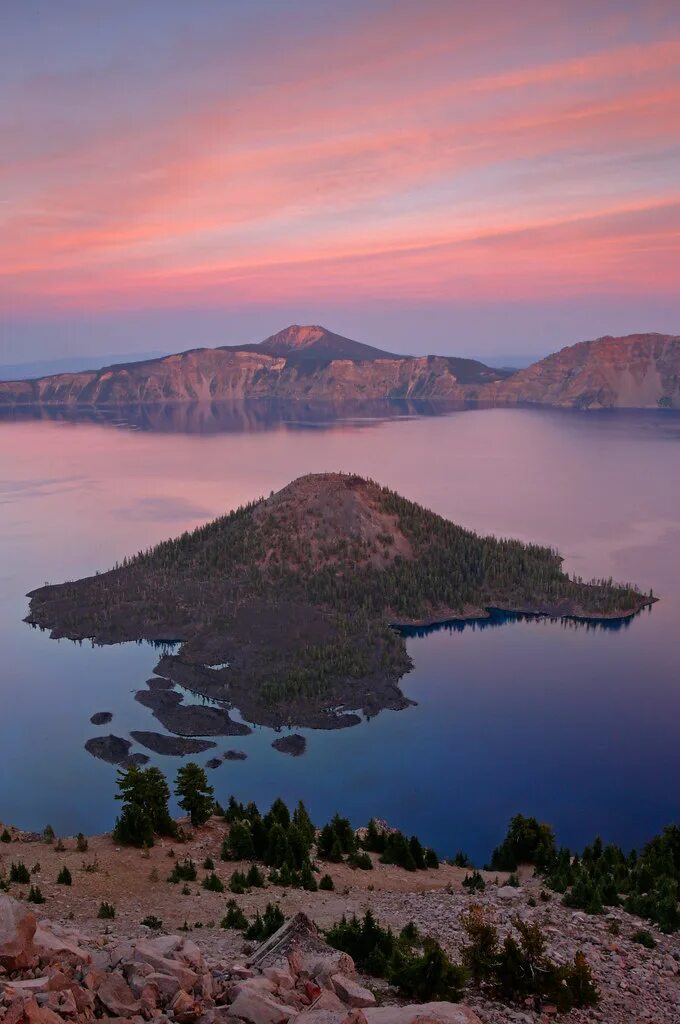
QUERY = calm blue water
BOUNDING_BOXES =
[1,402,679,863]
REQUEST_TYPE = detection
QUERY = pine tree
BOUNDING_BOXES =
[175,763,214,828]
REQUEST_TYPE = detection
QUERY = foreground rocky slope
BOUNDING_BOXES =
[1,819,678,1024]
[0,326,677,410]
[26,474,651,731]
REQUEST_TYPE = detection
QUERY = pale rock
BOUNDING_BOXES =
[364,1005,482,1024]
[180,940,204,972]
[0,896,37,971]
[496,886,522,899]
[232,976,277,996]
[33,926,90,964]
[263,967,295,990]
[226,989,295,1023]
[3,978,50,996]
[231,964,255,979]
[330,977,375,1009]
[133,942,199,991]
[309,990,346,1011]
[291,1012,346,1024]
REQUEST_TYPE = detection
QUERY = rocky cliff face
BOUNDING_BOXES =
[0,326,677,409]
[0,327,506,406]
[489,333,680,409]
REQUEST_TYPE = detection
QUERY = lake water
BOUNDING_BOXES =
[1,402,679,864]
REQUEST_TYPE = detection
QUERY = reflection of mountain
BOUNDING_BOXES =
[0,398,472,434]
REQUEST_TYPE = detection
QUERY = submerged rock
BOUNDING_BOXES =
[272,733,306,756]
[224,749,248,760]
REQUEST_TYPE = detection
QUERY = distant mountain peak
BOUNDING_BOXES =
[253,324,401,363]
[260,324,330,350]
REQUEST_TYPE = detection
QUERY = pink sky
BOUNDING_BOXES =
[1,0,679,361]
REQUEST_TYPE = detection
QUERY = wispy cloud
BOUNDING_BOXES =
[2,1,679,317]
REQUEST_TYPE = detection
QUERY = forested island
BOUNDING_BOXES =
[26,473,654,729]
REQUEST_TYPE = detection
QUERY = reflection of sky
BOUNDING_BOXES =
[2,1,680,360]
[1,405,679,859]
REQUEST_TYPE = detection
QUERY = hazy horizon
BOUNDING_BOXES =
[2,0,679,363]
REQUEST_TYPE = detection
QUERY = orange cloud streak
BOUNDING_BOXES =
[2,6,679,314]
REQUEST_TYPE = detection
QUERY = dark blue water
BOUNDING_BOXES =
[1,403,679,863]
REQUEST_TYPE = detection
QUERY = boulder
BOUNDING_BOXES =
[262,966,295,990]
[169,988,202,1022]
[329,977,375,1009]
[231,977,277,997]
[132,941,198,991]
[23,998,64,1024]
[0,896,37,971]
[46,971,76,993]
[179,938,205,972]
[301,953,355,979]
[96,972,142,1017]
[226,989,295,1023]
[4,998,30,1024]
[309,990,346,1011]
[3,978,50,997]
[45,988,78,1016]
[290,1013,347,1024]
[33,925,91,964]
[139,983,161,1014]
[137,935,184,959]
[364,1005,483,1024]
[277,989,308,1011]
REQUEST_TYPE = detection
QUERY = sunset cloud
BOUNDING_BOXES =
[1,0,679,353]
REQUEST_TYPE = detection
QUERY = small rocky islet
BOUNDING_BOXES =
[83,735,148,768]
[26,473,655,739]
[128,732,217,757]
[272,734,307,757]
[89,711,112,726]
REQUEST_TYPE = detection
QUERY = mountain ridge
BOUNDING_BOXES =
[489,332,680,409]
[0,325,678,409]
